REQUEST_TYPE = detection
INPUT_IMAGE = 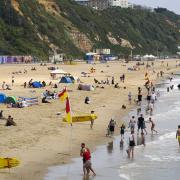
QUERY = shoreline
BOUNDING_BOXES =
[0,60,179,180]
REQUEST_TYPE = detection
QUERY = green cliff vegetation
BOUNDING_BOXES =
[0,0,179,60]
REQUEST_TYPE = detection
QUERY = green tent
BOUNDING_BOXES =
[5,96,17,104]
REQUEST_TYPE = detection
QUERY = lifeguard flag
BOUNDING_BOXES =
[66,97,72,125]
[58,88,68,101]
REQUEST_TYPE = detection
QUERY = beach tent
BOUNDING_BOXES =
[78,84,95,91]
[0,93,6,103]
[59,77,72,84]
[143,54,156,60]
[5,96,17,104]
[50,69,68,75]
[69,76,79,82]
[32,81,43,88]
[50,69,69,79]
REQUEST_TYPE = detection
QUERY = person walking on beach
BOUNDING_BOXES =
[147,92,151,104]
[148,117,158,134]
[138,92,142,105]
[11,76,15,86]
[176,125,180,147]
[120,124,126,139]
[128,92,132,104]
[151,92,156,104]
[127,130,135,159]
[137,114,147,134]
[109,118,116,136]
[129,116,136,132]
[90,111,95,129]
[122,74,125,83]
[80,143,96,176]
[112,76,114,85]
[138,87,142,95]
[146,102,154,116]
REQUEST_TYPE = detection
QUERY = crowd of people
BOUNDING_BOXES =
[80,64,180,177]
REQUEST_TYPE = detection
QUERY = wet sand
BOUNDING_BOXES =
[0,60,179,180]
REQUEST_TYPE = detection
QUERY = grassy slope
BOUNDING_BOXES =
[0,0,179,59]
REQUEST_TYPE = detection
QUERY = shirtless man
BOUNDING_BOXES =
[129,116,136,131]
[80,143,96,176]
[148,117,158,134]
[176,125,180,147]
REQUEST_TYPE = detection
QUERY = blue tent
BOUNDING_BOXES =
[59,77,72,84]
[0,93,6,103]
[32,81,43,88]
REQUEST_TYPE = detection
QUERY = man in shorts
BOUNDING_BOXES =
[80,143,96,176]
[137,114,144,134]
[129,116,136,131]
[109,118,116,136]
[127,130,135,159]
[148,117,158,134]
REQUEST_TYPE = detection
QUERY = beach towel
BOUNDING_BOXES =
[19,97,38,106]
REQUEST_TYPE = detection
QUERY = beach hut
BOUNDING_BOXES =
[59,77,72,84]
[0,93,6,103]
[5,96,17,104]
[32,81,43,88]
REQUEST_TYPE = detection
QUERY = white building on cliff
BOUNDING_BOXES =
[109,0,129,8]
[75,0,133,9]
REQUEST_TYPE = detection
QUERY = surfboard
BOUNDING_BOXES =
[63,114,98,123]
[0,158,20,168]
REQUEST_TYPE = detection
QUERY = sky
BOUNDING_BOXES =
[129,0,180,15]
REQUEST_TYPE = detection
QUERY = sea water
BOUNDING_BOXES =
[45,76,180,180]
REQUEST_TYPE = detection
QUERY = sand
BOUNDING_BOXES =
[0,59,179,180]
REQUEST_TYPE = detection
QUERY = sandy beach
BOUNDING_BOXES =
[0,59,179,180]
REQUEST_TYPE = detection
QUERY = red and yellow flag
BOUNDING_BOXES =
[58,87,68,101]
[66,97,72,125]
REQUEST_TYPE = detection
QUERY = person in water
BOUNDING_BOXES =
[80,143,96,176]
[176,125,180,147]
[127,130,135,159]
[120,124,126,139]
[148,117,158,134]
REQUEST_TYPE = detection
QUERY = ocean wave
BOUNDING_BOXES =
[144,154,180,162]
[144,155,163,162]
[158,132,176,140]
[119,174,131,180]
